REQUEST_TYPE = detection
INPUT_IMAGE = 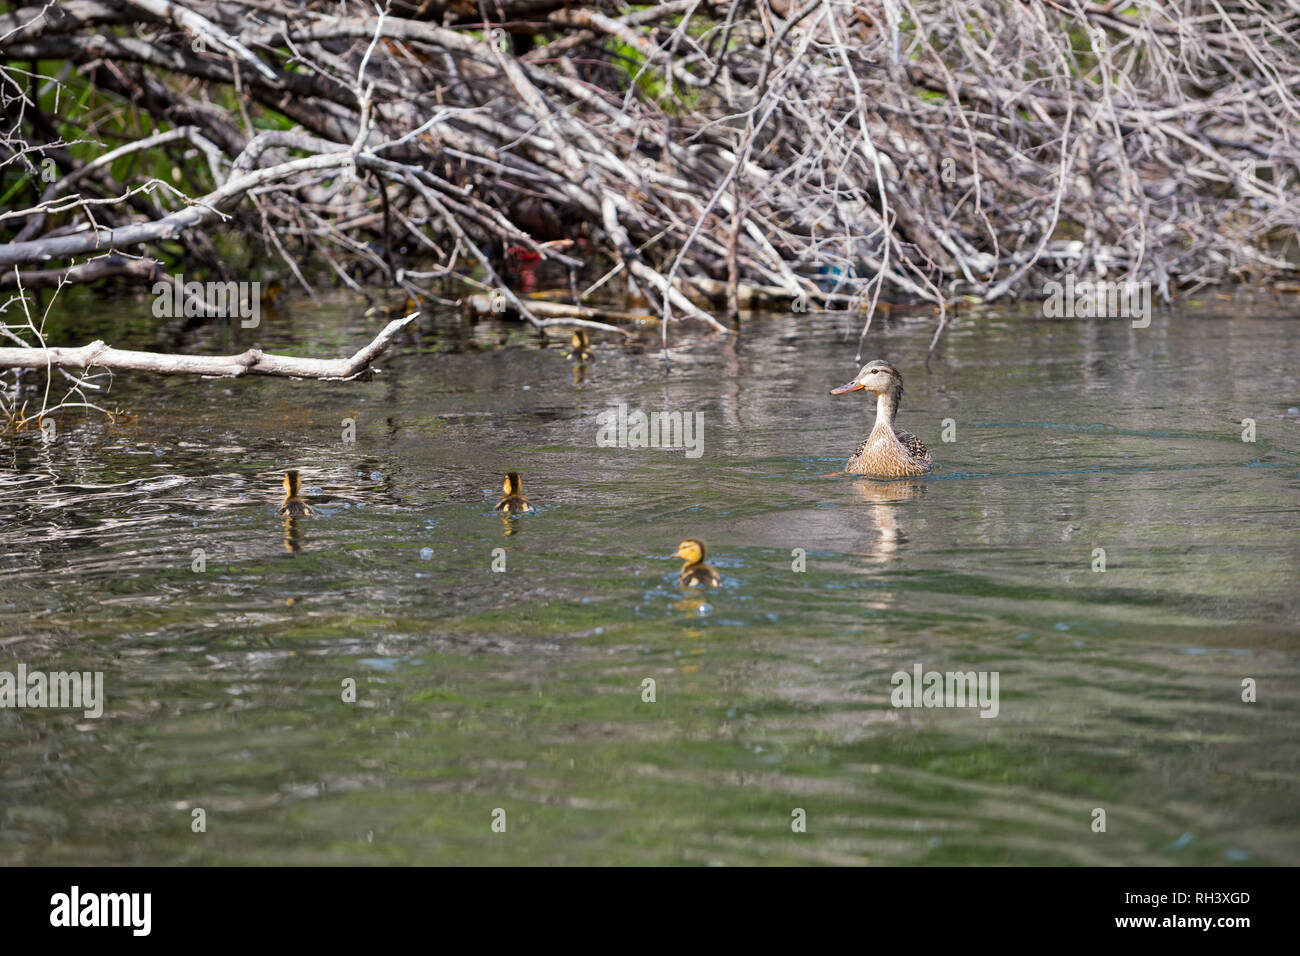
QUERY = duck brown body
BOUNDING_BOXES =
[845,423,932,478]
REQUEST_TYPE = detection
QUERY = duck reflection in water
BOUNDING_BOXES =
[281,515,305,553]
[672,593,716,619]
[848,478,925,565]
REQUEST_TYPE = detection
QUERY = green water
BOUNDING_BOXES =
[1,296,1297,865]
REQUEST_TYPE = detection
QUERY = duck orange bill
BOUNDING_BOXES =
[830,380,865,394]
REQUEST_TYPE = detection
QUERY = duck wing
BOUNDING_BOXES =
[495,495,534,513]
[894,429,931,463]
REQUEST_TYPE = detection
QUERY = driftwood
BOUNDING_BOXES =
[0,255,164,290]
[684,276,862,310]
[0,313,419,380]
[464,294,641,331]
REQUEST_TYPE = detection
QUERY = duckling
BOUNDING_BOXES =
[276,470,315,516]
[494,472,535,513]
[566,328,593,362]
[830,359,932,478]
[673,538,721,588]
[261,280,285,305]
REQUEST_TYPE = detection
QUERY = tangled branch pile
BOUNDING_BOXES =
[2,0,1298,344]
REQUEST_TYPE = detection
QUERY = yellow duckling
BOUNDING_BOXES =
[830,359,933,478]
[275,470,315,516]
[566,328,593,362]
[261,280,285,305]
[673,538,721,588]
[494,472,536,513]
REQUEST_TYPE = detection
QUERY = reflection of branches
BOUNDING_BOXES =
[0,272,113,431]
[0,0,1295,354]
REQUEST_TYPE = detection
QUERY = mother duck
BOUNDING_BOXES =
[830,359,933,478]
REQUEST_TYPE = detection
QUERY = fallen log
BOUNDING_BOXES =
[464,294,643,334]
[0,255,164,290]
[683,276,868,310]
[0,314,418,380]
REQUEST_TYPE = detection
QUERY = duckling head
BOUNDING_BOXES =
[502,471,524,496]
[673,539,706,565]
[570,329,589,350]
[830,359,902,398]
[283,470,303,497]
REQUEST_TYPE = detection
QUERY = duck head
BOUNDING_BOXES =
[673,539,706,565]
[830,359,902,397]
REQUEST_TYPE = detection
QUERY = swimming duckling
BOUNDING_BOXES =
[567,328,593,362]
[494,472,535,513]
[830,359,933,478]
[673,538,721,588]
[276,470,315,516]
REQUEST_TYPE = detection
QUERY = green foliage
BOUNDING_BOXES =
[605,35,700,114]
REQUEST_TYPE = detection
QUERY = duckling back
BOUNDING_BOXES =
[276,470,315,516]
[680,563,721,588]
[494,472,535,513]
[567,329,593,361]
[495,495,534,514]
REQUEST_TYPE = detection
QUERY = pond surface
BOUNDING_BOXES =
[1,294,1297,865]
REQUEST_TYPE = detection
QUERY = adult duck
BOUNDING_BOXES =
[830,360,932,478]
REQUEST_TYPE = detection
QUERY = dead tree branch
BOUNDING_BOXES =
[0,0,1295,344]
[0,312,419,380]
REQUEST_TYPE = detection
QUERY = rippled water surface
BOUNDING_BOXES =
[2,295,1297,865]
